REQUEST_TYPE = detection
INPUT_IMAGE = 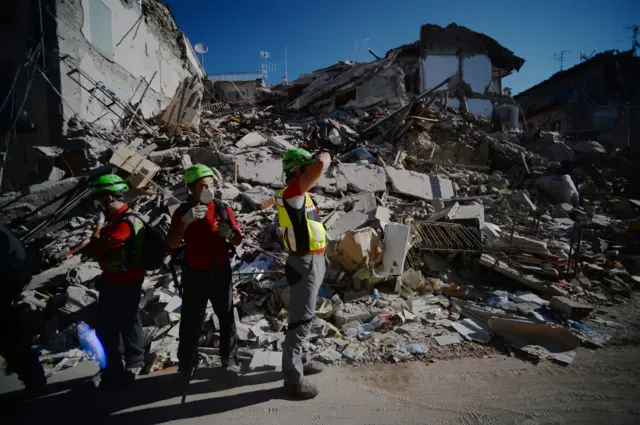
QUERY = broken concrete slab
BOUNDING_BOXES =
[318,164,386,193]
[217,182,241,201]
[382,223,411,276]
[316,348,342,363]
[325,211,369,241]
[339,191,378,215]
[434,333,463,346]
[248,350,282,371]
[241,186,274,209]
[373,206,392,229]
[479,254,566,296]
[549,296,594,320]
[385,167,454,200]
[268,135,297,151]
[0,177,79,224]
[496,233,549,254]
[236,132,267,148]
[450,318,491,343]
[333,306,374,327]
[236,153,284,188]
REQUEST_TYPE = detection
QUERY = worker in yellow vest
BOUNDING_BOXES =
[272,148,331,399]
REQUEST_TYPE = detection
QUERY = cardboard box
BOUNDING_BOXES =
[109,146,160,189]
[335,227,383,272]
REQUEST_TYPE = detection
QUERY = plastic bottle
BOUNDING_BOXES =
[371,289,379,302]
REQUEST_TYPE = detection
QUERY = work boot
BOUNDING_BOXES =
[222,359,241,374]
[23,376,47,399]
[303,360,325,376]
[283,379,319,400]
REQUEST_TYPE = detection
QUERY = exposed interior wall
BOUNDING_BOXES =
[448,98,493,119]
[420,53,497,119]
[56,0,190,130]
[420,53,492,93]
[420,55,458,91]
[462,55,492,93]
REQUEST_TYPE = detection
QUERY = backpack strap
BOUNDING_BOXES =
[117,211,146,267]
[213,199,229,223]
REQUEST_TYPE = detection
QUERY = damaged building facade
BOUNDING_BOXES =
[1,0,203,191]
[515,50,640,150]
[204,72,266,103]
[280,24,524,124]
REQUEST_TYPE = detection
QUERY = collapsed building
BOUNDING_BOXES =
[1,10,637,380]
[515,49,640,150]
[205,72,266,103]
[1,0,203,191]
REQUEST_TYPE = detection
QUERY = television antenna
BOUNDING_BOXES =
[283,46,289,85]
[624,25,639,54]
[194,43,208,70]
[580,50,596,62]
[260,50,270,83]
[551,50,573,71]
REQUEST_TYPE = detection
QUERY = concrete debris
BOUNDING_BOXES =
[248,350,283,371]
[385,167,454,200]
[5,17,635,377]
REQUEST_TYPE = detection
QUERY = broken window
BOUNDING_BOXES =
[89,0,114,58]
[334,89,357,108]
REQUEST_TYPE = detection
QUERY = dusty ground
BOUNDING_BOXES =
[2,294,640,424]
[2,344,640,425]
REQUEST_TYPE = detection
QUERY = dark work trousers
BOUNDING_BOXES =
[178,263,238,369]
[0,300,46,388]
[96,278,145,380]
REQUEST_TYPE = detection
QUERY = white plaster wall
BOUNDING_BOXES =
[420,55,457,92]
[420,54,492,94]
[56,0,189,130]
[448,98,493,119]
[183,35,205,77]
[462,55,492,93]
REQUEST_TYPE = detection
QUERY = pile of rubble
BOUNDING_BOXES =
[3,58,640,378]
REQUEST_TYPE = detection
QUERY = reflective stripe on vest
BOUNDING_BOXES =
[103,214,145,272]
[276,189,326,252]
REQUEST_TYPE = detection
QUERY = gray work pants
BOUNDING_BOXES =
[282,253,325,384]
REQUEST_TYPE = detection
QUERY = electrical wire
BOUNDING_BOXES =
[36,66,182,204]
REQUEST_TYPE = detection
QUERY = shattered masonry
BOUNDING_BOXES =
[2,6,639,377]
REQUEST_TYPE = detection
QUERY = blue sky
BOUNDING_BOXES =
[165,0,639,94]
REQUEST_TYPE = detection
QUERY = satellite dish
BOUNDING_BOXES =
[194,43,208,54]
[194,43,208,71]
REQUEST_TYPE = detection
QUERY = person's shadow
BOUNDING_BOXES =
[0,367,285,425]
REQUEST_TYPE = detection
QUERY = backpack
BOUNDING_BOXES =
[120,211,168,271]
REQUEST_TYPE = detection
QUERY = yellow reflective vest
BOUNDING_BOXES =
[275,188,326,253]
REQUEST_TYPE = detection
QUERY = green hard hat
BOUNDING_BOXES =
[283,148,315,171]
[184,164,216,185]
[91,174,129,195]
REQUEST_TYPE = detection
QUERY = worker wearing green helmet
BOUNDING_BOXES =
[85,173,146,389]
[165,164,243,377]
[260,148,332,399]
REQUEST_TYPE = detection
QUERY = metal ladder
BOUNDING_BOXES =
[61,55,156,136]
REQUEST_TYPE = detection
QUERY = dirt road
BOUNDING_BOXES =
[3,345,640,425]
